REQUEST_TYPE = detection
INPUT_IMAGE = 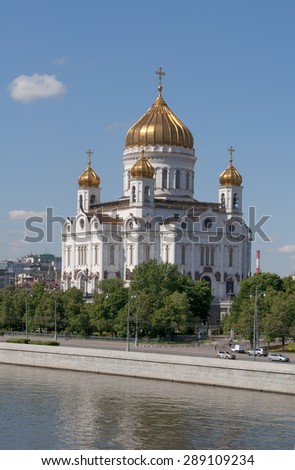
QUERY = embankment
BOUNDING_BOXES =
[0,342,294,395]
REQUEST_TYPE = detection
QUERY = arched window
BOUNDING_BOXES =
[200,246,204,266]
[79,195,83,210]
[186,171,190,190]
[202,275,212,290]
[162,169,168,189]
[211,246,215,266]
[129,245,133,265]
[175,170,180,189]
[233,194,239,209]
[221,193,225,208]
[67,247,71,266]
[132,186,136,202]
[109,245,115,265]
[229,246,233,267]
[94,244,99,265]
[144,185,150,202]
[90,194,96,206]
[165,244,169,263]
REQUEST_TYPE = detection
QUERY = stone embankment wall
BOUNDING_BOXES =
[0,343,294,395]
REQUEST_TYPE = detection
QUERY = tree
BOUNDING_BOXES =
[150,291,193,338]
[225,273,291,343]
[90,279,128,335]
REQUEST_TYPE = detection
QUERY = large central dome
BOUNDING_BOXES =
[125,85,194,150]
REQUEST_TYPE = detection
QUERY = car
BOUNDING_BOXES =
[217,350,236,359]
[247,347,268,357]
[268,353,290,362]
[230,344,246,353]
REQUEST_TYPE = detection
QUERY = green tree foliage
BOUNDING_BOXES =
[224,273,295,344]
[129,260,212,337]
[90,279,128,335]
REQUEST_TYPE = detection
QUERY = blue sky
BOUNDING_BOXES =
[0,0,294,277]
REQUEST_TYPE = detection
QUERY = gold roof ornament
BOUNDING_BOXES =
[125,67,194,149]
[130,150,155,178]
[219,146,243,186]
[78,148,100,188]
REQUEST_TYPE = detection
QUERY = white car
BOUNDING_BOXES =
[217,350,236,360]
[268,353,290,362]
[247,347,268,357]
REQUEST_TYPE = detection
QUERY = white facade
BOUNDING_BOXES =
[61,80,251,303]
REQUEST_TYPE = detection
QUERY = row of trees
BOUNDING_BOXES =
[0,260,213,339]
[223,272,295,345]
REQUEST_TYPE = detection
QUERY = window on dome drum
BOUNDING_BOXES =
[162,169,168,189]
[175,170,180,189]
[233,194,239,209]
[109,245,115,265]
[186,171,189,190]
[79,195,83,210]
[132,186,136,202]
[144,186,150,202]
[221,193,225,208]
[90,195,96,205]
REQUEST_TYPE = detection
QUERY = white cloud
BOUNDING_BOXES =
[8,73,67,103]
[278,245,295,253]
[9,210,47,220]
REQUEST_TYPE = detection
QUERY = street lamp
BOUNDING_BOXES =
[126,290,131,352]
[253,288,258,362]
[134,291,138,347]
[53,290,57,341]
[25,287,29,339]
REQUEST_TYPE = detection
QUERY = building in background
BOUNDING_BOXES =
[0,254,61,289]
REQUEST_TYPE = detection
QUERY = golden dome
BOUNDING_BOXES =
[130,151,155,178]
[125,69,194,149]
[219,147,242,186]
[78,148,100,188]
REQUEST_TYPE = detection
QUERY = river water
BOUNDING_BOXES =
[0,363,294,450]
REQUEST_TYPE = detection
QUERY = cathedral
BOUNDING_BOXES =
[61,68,252,312]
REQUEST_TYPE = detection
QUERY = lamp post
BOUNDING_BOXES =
[134,291,138,347]
[253,288,258,362]
[25,287,29,339]
[53,290,57,341]
[126,290,130,352]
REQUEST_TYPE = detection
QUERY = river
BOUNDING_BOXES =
[0,363,294,450]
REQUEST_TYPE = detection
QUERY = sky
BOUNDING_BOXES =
[0,0,294,277]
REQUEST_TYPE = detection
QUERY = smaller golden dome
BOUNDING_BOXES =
[130,151,155,178]
[219,147,242,186]
[78,148,100,188]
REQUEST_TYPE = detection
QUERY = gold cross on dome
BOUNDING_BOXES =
[228,146,235,162]
[86,148,93,166]
[156,67,165,94]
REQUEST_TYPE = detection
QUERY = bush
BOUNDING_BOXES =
[6,339,59,346]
